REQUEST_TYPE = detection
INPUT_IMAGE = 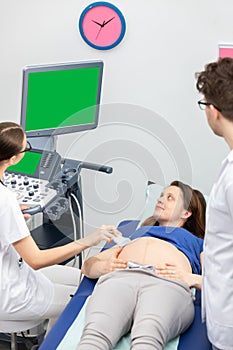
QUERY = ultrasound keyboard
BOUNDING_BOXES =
[3,171,58,208]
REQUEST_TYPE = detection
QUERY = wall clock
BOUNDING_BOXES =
[79,2,126,50]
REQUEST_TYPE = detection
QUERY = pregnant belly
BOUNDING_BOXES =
[118,237,192,272]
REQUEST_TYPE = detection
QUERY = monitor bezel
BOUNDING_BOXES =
[20,60,104,137]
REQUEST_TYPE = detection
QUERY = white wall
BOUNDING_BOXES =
[0,0,231,232]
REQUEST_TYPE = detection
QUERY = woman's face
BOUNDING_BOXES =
[153,185,189,227]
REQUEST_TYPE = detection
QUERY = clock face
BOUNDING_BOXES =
[79,2,126,50]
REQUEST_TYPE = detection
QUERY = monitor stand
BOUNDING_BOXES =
[28,135,57,152]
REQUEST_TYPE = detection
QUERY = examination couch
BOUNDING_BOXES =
[39,183,212,350]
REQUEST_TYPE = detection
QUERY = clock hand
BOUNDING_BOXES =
[95,17,114,40]
[95,18,113,40]
[102,16,115,27]
[95,21,105,40]
[92,20,103,27]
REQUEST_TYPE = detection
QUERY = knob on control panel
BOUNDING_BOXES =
[2,172,57,208]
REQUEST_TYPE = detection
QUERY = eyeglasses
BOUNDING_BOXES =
[198,100,222,112]
[19,141,32,154]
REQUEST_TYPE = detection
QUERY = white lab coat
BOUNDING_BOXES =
[0,183,53,320]
[202,149,233,349]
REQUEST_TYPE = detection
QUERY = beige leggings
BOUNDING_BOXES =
[78,269,194,350]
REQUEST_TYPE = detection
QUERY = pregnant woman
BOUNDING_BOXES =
[77,180,206,350]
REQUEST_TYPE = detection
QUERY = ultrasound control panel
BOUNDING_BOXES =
[3,172,58,208]
[3,148,62,210]
[3,149,113,221]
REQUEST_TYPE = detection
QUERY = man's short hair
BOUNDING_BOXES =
[196,57,233,121]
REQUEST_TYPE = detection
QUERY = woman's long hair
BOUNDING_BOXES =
[0,122,24,161]
[141,180,206,239]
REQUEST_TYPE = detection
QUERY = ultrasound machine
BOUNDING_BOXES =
[3,60,111,267]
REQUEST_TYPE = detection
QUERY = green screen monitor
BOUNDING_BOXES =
[7,151,43,177]
[20,61,104,137]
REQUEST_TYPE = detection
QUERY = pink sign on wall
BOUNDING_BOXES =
[219,45,233,58]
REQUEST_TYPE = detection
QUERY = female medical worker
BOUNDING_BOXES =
[0,121,116,331]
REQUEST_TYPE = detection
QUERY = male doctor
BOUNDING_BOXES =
[196,57,233,350]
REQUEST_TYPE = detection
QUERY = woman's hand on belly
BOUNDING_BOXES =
[82,246,128,278]
[110,257,128,272]
[156,263,202,289]
[104,247,128,274]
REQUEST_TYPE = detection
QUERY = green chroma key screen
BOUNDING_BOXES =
[25,66,100,132]
[7,151,42,176]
